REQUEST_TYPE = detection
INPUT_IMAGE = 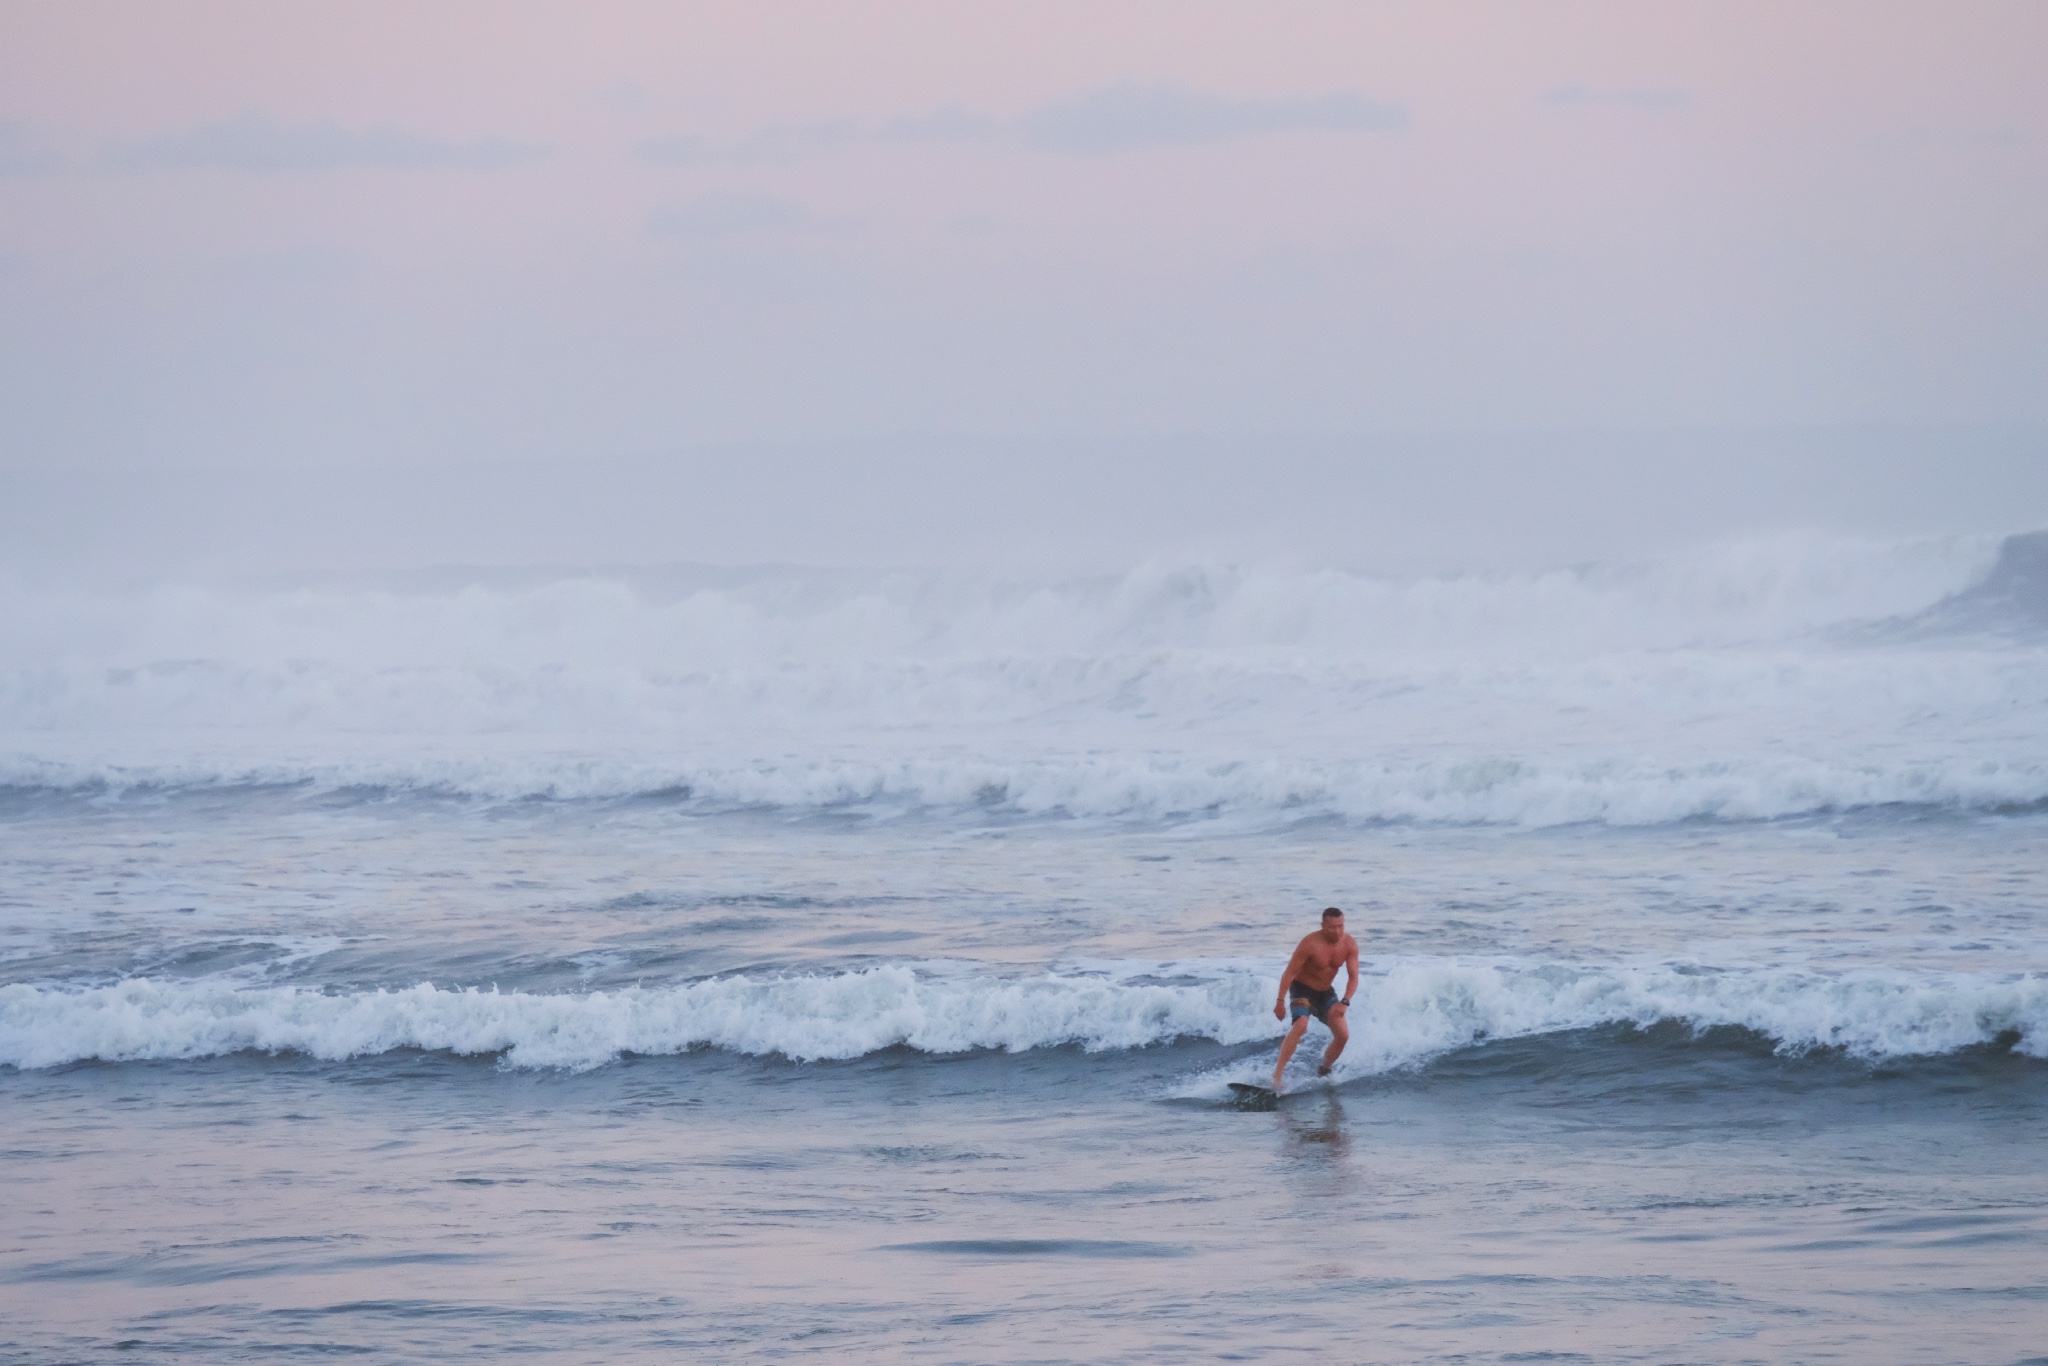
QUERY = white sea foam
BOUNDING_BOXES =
[4,959,2041,1072]
[4,747,2046,826]
[0,533,2000,670]
[2,534,2042,825]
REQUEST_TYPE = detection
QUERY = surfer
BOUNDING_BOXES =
[1271,906,1359,1092]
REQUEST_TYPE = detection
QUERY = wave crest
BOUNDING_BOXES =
[4,959,2041,1072]
[6,750,2046,826]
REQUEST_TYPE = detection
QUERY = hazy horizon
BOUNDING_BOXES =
[5,2,2045,579]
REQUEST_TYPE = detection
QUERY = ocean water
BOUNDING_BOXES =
[3,532,2046,1363]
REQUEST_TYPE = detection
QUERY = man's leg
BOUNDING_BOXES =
[1272,1016,1309,1091]
[1318,1010,1350,1074]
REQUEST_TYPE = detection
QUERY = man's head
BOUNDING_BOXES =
[1319,907,1344,941]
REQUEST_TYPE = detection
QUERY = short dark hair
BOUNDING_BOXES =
[1321,906,1343,920]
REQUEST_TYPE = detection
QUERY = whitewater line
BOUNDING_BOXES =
[3,960,2042,1071]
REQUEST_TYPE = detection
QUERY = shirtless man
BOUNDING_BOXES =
[1271,906,1360,1092]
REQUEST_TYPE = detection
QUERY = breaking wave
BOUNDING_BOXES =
[3,532,2043,826]
[5,750,2047,826]
[0,532,2007,671]
[4,958,2042,1072]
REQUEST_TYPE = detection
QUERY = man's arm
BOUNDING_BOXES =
[1273,941,1309,1020]
[1339,938,1361,1009]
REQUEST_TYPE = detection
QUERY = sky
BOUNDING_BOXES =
[1,1,2044,574]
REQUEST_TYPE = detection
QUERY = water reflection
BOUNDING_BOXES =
[1280,1092,1352,1198]
[1281,1091,1348,1142]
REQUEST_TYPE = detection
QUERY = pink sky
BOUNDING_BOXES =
[1,3,2043,487]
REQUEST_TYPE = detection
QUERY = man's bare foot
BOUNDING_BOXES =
[1316,1063,1333,1077]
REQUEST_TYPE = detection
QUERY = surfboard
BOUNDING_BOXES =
[1226,1082,1280,1109]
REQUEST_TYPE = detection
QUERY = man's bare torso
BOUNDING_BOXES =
[1289,931,1356,991]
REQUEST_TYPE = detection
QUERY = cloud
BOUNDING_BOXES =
[0,122,65,176]
[647,193,849,238]
[875,106,1006,145]
[1541,84,1691,112]
[638,83,1405,166]
[103,112,547,173]
[637,135,716,166]
[1863,125,2026,153]
[1013,84,1407,154]
[727,120,865,164]
[638,121,864,168]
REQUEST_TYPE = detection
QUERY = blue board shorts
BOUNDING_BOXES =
[1288,982,1340,1025]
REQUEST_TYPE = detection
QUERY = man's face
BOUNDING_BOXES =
[1320,915,1344,942]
